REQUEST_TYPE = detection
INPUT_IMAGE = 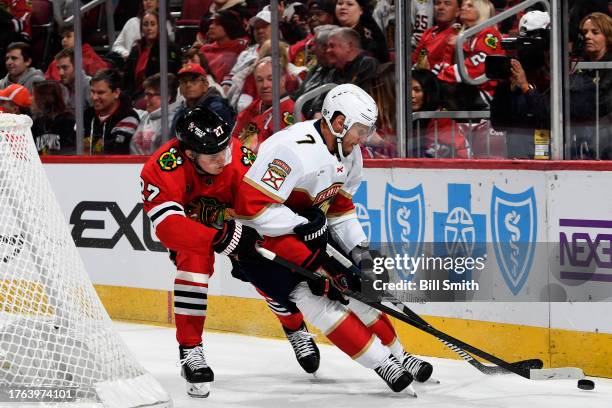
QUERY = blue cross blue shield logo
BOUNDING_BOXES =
[384,183,425,279]
[490,186,537,295]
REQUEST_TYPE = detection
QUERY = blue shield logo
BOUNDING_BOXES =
[490,186,537,295]
[384,184,425,279]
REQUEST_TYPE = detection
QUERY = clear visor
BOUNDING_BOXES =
[348,122,377,140]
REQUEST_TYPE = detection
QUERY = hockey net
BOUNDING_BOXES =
[0,114,171,407]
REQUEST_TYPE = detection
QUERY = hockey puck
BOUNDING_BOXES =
[577,379,595,390]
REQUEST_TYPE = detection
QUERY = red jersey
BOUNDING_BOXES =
[289,35,316,69]
[436,26,505,98]
[1,0,31,36]
[200,37,249,83]
[46,44,110,81]
[140,139,256,259]
[230,96,295,153]
[412,24,459,71]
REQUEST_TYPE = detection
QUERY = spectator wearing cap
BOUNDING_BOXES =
[199,10,249,83]
[125,10,182,107]
[0,83,31,114]
[412,0,461,71]
[53,48,93,115]
[31,81,76,155]
[289,0,336,68]
[45,24,109,82]
[83,69,140,155]
[182,47,225,96]
[490,10,552,159]
[130,73,180,155]
[171,63,235,137]
[293,24,338,119]
[334,0,390,63]
[222,7,272,97]
[280,2,310,45]
[0,42,44,93]
[231,57,295,152]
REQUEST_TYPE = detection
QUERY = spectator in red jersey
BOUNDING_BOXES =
[412,69,470,158]
[199,10,249,83]
[0,0,31,40]
[412,0,461,71]
[334,0,390,63]
[435,0,504,109]
[45,24,109,82]
[231,57,295,152]
[125,10,181,106]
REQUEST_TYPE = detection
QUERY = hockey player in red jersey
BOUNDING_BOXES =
[140,107,320,398]
[234,84,433,394]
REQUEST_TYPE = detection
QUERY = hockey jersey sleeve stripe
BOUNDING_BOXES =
[176,270,210,285]
[148,201,185,227]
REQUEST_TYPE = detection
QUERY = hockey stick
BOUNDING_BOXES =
[324,244,542,376]
[255,246,584,381]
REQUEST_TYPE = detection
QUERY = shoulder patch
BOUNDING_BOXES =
[241,146,257,166]
[157,147,184,171]
[283,111,294,126]
[261,159,291,191]
[484,33,499,50]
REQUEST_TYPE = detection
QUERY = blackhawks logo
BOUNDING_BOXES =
[158,147,183,171]
[484,33,499,50]
[185,197,234,230]
[241,146,256,166]
[283,111,294,126]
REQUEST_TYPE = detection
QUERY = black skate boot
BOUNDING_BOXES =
[179,344,214,398]
[283,323,320,374]
[401,351,433,383]
[374,354,414,393]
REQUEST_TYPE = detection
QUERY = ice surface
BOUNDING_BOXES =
[117,322,612,408]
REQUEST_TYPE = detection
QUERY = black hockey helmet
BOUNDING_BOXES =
[175,106,231,154]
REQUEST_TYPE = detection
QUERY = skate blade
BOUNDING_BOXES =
[425,376,441,384]
[405,384,418,398]
[187,381,211,398]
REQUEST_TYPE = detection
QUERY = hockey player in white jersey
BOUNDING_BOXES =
[234,84,433,393]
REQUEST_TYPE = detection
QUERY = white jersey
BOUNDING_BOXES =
[412,0,434,49]
[235,120,366,253]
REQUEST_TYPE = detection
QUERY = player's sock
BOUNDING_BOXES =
[179,344,214,398]
[283,322,320,373]
[374,354,414,392]
[401,352,433,383]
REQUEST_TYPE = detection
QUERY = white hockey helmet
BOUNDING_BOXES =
[321,84,378,159]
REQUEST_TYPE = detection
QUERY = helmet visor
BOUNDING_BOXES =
[348,122,377,141]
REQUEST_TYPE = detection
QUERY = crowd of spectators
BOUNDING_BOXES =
[0,0,610,159]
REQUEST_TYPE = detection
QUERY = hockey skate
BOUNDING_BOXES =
[401,352,434,383]
[374,354,415,393]
[283,323,320,374]
[179,344,214,398]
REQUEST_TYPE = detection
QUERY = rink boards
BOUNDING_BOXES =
[41,157,612,378]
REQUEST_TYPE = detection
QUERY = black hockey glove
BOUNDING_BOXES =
[294,207,328,251]
[213,219,262,260]
[306,254,361,305]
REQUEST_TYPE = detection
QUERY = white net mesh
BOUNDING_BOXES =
[0,114,170,407]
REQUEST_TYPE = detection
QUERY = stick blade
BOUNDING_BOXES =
[529,367,584,380]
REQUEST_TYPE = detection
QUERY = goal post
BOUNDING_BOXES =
[0,114,171,407]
